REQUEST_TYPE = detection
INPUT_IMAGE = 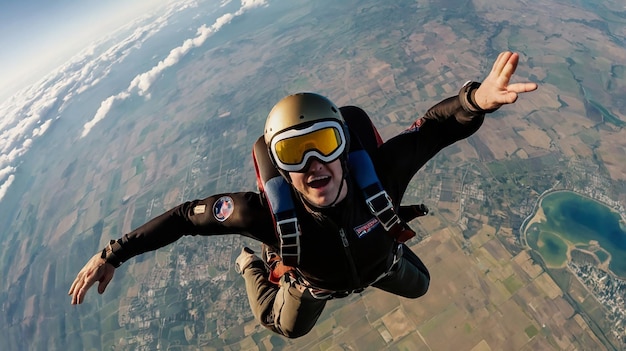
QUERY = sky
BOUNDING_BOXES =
[0,0,163,100]
[0,0,268,203]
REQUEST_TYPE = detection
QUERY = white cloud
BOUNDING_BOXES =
[0,175,15,203]
[32,119,53,137]
[22,138,33,149]
[238,0,267,14]
[213,13,235,31]
[0,0,268,186]
[220,0,234,8]
[81,0,269,138]
[0,166,15,181]
[81,91,131,138]
[0,0,204,205]
[0,147,23,165]
[0,91,59,161]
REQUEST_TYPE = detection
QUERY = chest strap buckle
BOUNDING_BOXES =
[365,190,401,231]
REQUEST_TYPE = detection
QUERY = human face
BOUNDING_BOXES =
[289,158,347,207]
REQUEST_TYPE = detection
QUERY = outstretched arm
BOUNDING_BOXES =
[379,51,537,196]
[68,192,276,305]
[473,51,538,110]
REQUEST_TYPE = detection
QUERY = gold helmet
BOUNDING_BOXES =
[264,93,349,173]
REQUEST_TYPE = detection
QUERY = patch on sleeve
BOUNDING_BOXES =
[415,117,425,128]
[213,196,234,222]
[193,204,207,215]
[403,117,424,134]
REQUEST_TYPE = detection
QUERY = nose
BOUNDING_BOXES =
[305,158,324,172]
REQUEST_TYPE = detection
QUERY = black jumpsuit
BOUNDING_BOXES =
[106,94,485,338]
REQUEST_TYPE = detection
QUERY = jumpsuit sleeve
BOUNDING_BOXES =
[107,191,277,265]
[374,95,485,200]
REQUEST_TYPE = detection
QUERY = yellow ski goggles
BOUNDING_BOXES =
[270,120,347,172]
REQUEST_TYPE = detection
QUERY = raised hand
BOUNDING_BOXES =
[474,51,538,111]
[68,253,116,304]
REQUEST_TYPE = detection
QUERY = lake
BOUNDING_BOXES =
[525,191,626,277]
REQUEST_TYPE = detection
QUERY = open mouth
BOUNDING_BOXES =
[307,176,331,189]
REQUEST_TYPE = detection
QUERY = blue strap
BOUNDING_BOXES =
[348,149,402,231]
[255,125,415,268]
[263,176,301,265]
[347,149,378,187]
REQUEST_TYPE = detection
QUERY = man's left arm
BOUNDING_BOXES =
[374,51,537,196]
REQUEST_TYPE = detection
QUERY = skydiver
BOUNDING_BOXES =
[69,51,537,338]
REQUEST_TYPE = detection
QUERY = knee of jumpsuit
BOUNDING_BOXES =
[373,255,430,299]
[398,244,430,298]
[241,263,279,325]
[242,266,326,338]
[272,278,327,338]
[394,266,430,298]
[410,273,430,299]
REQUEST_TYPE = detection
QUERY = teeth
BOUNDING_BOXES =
[308,175,329,184]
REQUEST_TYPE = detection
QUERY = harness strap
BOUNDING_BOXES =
[253,137,303,266]
[348,149,415,243]
[304,244,404,300]
[252,107,427,274]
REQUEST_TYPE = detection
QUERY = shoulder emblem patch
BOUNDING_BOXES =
[213,196,234,222]
[403,117,424,134]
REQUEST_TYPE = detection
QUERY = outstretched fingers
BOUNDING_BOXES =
[70,272,95,305]
[493,82,536,106]
[491,51,514,77]
[497,53,537,97]
[69,254,107,305]
[474,51,537,110]
[508,82,538,94]
[499,53,519,86]
[498,91,520,105]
